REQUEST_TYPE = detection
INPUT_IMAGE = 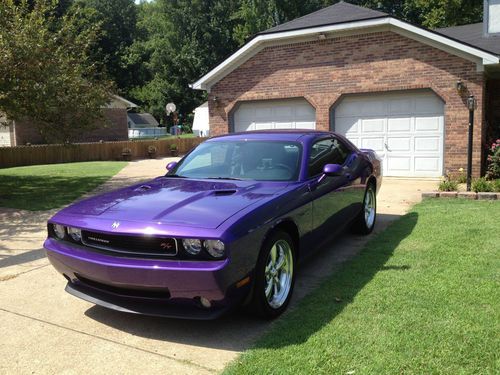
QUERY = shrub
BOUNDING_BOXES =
[492,179,500,192]
[147,145,157,154]
[438,179,458,192]
[486,139,500,180]
[170,143,178,151]
[471,177,493,193]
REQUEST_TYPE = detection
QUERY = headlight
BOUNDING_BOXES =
[182,238,202,255]
[204,240,225,258]
[52,224,66,239]
[67,227,81,242]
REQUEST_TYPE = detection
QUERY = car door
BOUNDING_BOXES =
[308,137,357,242]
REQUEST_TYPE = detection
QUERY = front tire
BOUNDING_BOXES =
[353,183,377,235]
[250,231,296,319]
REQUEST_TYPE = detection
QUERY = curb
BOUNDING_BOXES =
[422,192,499,200]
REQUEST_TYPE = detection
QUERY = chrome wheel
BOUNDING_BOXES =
[264,239,294,309]
[364,187,376,229]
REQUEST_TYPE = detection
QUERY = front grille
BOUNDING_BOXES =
[76,274,171,299]
[81,230,178,258]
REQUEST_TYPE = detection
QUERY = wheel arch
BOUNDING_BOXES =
[264,219,300,260]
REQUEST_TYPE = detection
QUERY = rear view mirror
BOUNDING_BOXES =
[166,161,178,171]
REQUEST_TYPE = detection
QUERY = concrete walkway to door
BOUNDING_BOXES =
[0,159,437,374]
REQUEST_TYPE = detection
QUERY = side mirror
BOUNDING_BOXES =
[323,163,343,176]
[166,161,177,171]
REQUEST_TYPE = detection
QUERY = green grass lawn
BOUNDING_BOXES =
[226,199,499,374]
[0,161,126,211]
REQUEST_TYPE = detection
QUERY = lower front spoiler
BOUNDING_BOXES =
[65,282,231,320]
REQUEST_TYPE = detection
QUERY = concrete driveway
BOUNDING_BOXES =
[0,159,437,374]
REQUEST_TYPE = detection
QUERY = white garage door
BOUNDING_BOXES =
[334,91,444,177]
[233,99,316,132]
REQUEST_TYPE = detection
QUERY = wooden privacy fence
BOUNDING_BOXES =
[0,137,206,169]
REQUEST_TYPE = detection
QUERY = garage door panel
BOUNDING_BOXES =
[387,118,411,132]
[387,157,411,172]
[295,121,315,129]
[415,96,443,114]
[361,119,384,133]
[361,137,384,152]
[336,117,358,134]
[415,137,440,152]
[335,91,444,177]
[361,100,386,116]
[415,117,441,132]
[234,99,316,133]
[255,122,274,130]
[387,137,411,151]
[389,98,413,114]
[415,157,440,173]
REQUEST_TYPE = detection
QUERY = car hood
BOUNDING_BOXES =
[58,177,288,229]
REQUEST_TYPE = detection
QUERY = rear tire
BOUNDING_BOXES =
[352,183,377,235]
[250,231,296,319]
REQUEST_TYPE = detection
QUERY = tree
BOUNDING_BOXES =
[0,0,114,143]
[128,0,241,122]
[71,0,140,91]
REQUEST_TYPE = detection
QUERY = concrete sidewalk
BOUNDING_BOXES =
[0,160,437,374]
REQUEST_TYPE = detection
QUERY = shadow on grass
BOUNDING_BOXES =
[82,213,416,352]
[254,211,419,349]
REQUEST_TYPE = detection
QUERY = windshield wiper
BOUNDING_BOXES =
[205,177,242,181]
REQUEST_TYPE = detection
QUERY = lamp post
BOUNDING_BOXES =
[466,95,476,191]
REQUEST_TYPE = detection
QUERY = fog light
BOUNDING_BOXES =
[53,224,66,239]
[67,227,81,242]
[199,297,212,309]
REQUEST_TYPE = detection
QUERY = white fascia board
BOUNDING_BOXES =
[389,19,499,66]
[191,17,499,91]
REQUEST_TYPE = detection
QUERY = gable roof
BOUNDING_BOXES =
[437,22,500,56]
[191,2,500,91]
[262,1,387,35]
[127,113,159,127]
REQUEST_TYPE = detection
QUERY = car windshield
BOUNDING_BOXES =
[169,140,302,181]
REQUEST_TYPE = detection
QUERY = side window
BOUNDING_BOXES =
[308,137,350,177]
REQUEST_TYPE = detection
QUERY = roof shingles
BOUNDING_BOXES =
[261,1,387,35]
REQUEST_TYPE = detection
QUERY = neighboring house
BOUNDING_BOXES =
[127,112,166,139]
[3,95,137,146]
[192,102,210,137]
[191,1,500,178]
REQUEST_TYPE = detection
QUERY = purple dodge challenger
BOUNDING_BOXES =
[44,130,381,319]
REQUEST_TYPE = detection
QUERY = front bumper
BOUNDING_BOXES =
[44,238,250,319]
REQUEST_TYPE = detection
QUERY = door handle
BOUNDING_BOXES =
[384,142,391,152]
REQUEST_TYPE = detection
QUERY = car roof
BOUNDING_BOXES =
[206,129,333,143]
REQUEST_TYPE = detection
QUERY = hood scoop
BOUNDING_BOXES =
[213,189,237,196]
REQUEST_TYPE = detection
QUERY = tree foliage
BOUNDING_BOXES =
[0,0,114,143]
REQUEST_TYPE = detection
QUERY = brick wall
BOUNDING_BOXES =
[209,31,485,176]
[14,108,128,145]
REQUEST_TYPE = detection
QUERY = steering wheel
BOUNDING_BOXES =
[273,163,293,174]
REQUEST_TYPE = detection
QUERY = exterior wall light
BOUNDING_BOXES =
[456,80,466,92]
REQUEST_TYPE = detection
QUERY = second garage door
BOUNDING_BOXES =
[233,98,316,132]
[333,91,444,177]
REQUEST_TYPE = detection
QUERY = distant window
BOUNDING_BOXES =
[308,137,350,177]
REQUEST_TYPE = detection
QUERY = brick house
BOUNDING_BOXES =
[3,95,137,146]
[191,1,500,177]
